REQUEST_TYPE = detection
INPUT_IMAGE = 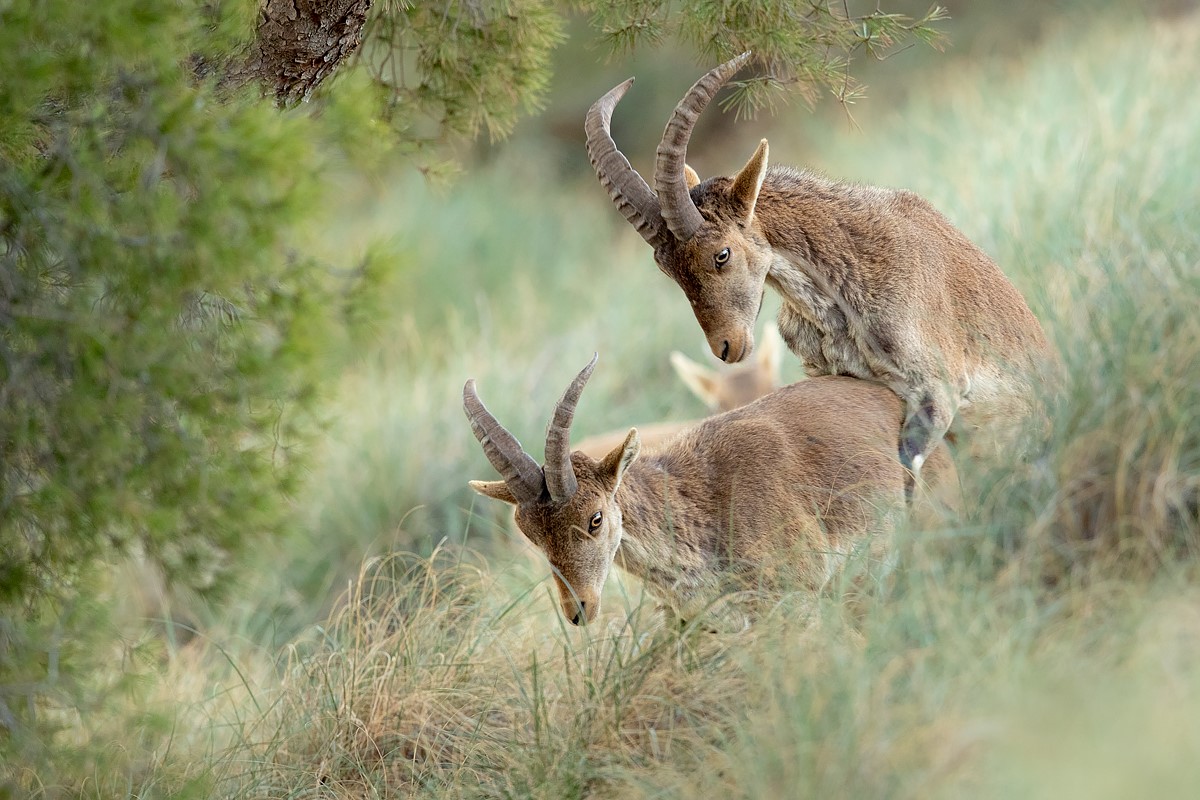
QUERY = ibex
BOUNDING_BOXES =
[574,324,783,459]
[585,53,1050,491]
[464,355,952,626]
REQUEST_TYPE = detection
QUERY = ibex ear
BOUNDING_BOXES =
[684,164,702,190]
[600,428,640,491]
[670,350,721,411]
[469,480,519,506]
[757,324,784,380]
[730,139,769,225]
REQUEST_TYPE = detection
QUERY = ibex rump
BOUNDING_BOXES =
[465,356,951,625]
[586,53,1050,491]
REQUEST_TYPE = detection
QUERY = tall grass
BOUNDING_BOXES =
[36,9,1200,799]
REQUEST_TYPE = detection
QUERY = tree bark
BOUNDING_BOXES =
[237,0,374,105]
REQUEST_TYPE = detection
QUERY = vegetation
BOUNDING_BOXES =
[3,0,1198,797]
[86,8,1200,798]
[0,0,387,772]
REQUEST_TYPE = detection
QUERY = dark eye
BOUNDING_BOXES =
[714,247,731,268]
[588,511,603,533]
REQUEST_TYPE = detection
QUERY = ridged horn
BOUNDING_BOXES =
[543,354,599,503]
[585,80,669,249]
[655,52,753,241]
[463,379,545,504]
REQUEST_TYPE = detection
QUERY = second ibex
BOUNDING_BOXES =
[585,53,1050,489]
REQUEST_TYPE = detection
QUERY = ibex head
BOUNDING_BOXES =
[464,355,640,625]
[587,52,774,364]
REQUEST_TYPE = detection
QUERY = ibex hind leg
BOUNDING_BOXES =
[900,391,953,505]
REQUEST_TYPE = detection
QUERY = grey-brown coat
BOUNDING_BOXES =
[464,356,952,626]
[585,53,1050,488]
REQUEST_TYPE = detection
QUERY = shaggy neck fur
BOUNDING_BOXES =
[751,166,945,384]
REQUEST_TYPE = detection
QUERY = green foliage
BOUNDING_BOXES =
[360,0,567,151]
[353,0,946,156]
[0,0,379,778]
[588,0,947,114]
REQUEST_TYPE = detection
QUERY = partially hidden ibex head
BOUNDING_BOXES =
[587,52,774,364]
[464,355,640,625]
[670,323,784,412]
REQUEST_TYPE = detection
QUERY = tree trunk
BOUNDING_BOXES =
[237,0,374,105]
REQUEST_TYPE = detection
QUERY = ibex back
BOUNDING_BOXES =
[586,53,1050,490]
[465,355,952,626]
[574,324,783,460]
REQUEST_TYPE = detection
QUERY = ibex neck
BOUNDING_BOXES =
[753,168,883,307]
[614,457,718,603]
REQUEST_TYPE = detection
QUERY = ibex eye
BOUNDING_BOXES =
[588,511,603,532]
[714,247,731,267]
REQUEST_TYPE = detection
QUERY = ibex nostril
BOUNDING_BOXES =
[720,341,730,362]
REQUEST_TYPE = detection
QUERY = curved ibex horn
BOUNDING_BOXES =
[543,353,599,503]
[585,80,670,249]
[464,379,545,504]
[655,52,753,242]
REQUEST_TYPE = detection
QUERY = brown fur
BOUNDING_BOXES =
[470,374,953,625]
[589,61,1052,479]
[674,162,1051,461]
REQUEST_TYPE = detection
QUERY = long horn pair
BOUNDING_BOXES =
[463,355,599,504]
[463,379,544,503]
[585,52,752,245]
